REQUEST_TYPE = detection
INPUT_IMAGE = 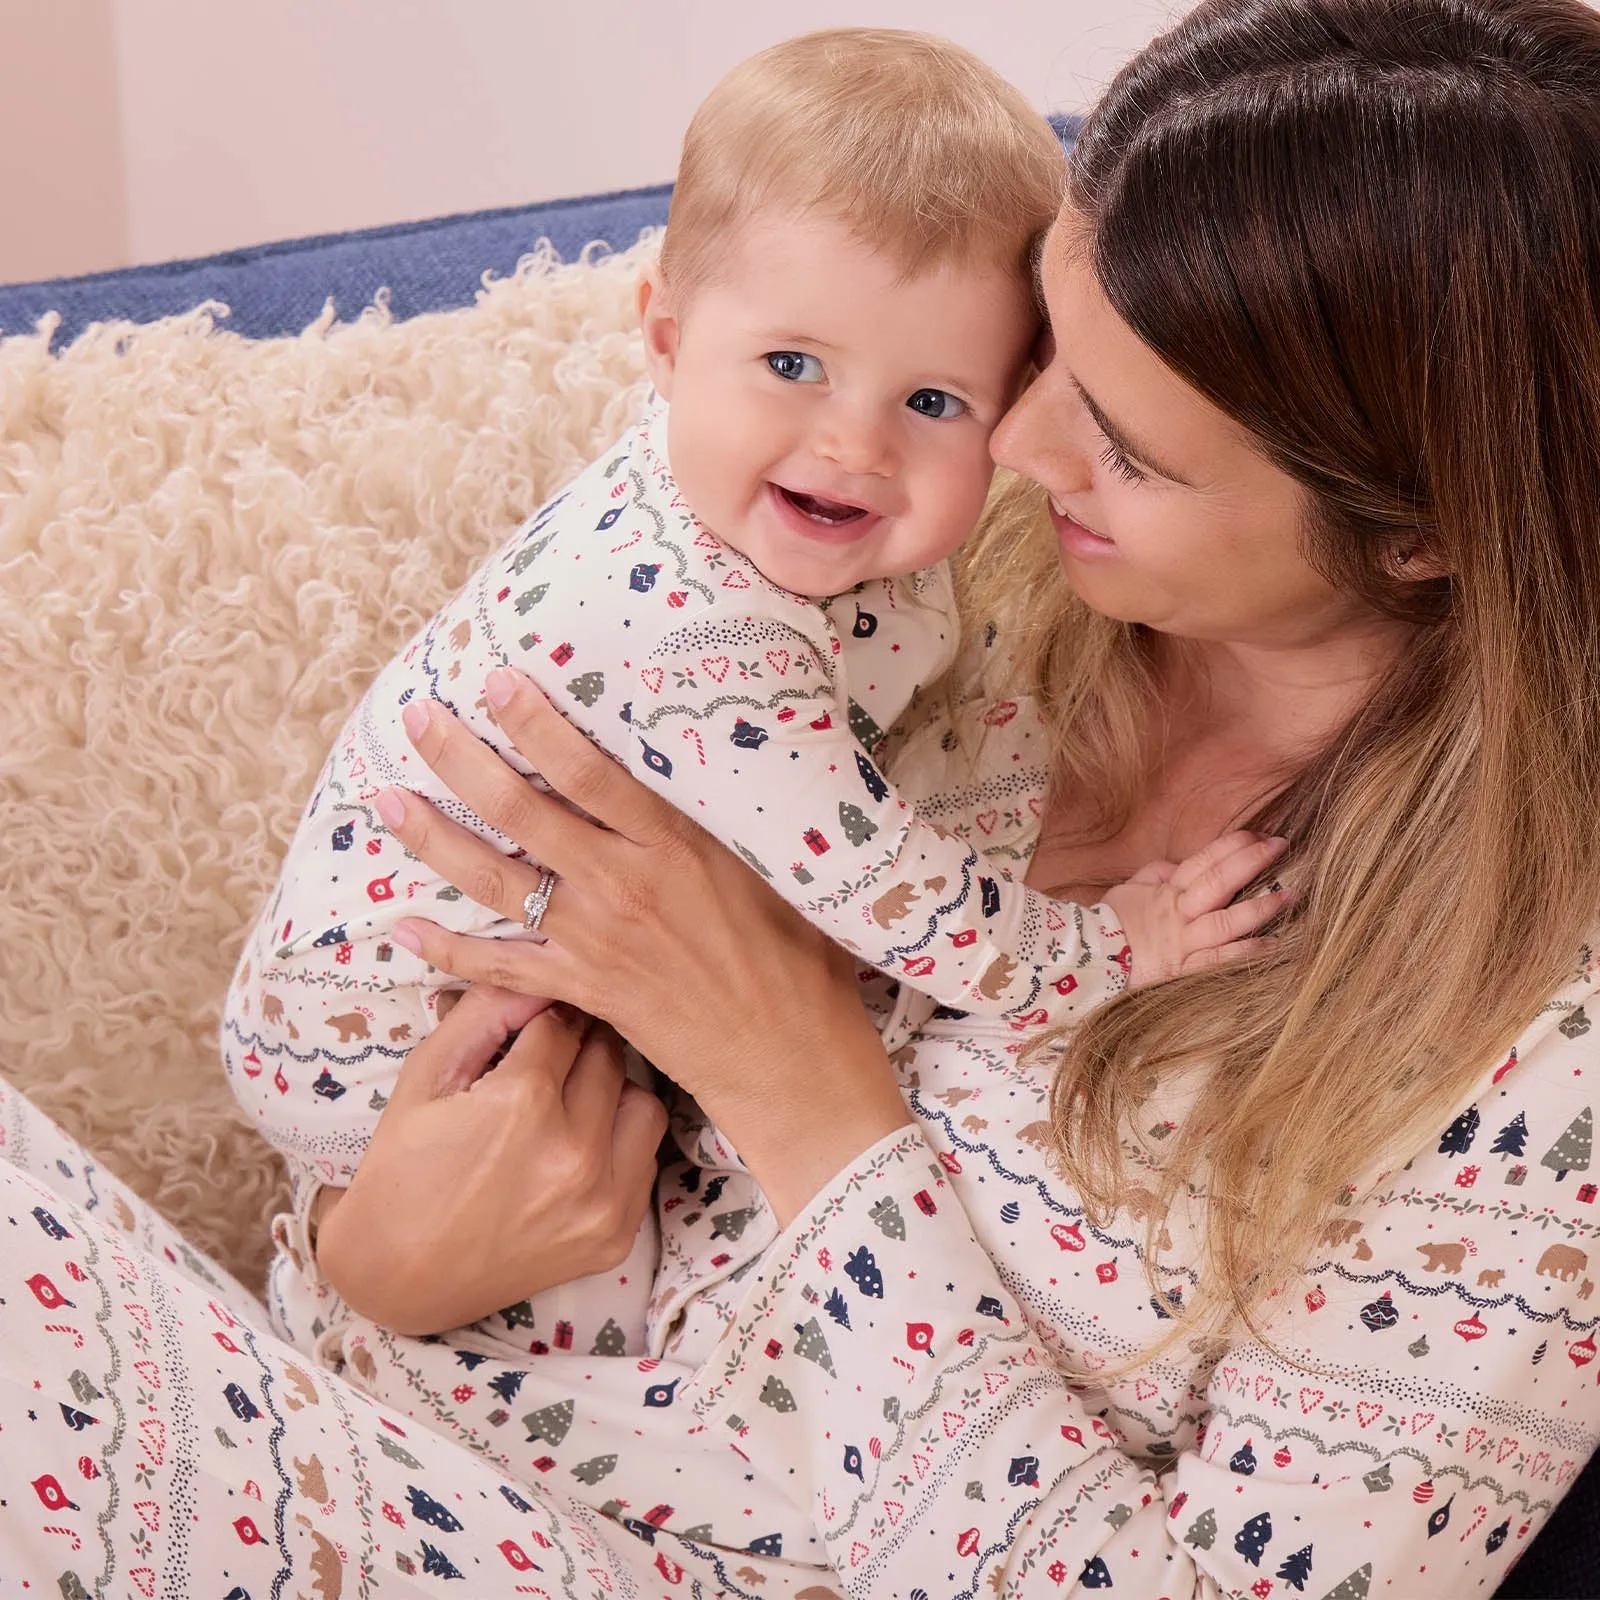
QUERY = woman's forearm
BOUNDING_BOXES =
[690,1000,913,1227]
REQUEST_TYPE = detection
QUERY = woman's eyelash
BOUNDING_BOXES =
[1098,440,1148,484]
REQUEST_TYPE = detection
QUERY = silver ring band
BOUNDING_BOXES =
[522,868,557,935]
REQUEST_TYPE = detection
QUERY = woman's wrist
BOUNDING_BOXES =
[694,1005,912,1227]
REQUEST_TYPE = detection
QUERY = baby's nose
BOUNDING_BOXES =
[815,408,896,477]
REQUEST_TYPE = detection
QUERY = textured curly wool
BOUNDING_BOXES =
[0,241,653,1289]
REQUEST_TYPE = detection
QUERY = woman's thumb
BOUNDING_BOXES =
[388,984,549,1105]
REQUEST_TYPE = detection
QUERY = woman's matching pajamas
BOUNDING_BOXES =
[219,395,1126,1362]
[2,666,1598,1595]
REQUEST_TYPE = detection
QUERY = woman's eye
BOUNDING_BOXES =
[766,351,824,383]
[1098,440,1148,485]
[906,388,967,420]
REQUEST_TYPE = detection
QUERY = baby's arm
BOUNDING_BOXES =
[627,606,1126,1019]
[632,604,1293,1017]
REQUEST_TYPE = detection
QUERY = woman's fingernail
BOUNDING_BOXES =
[393,924,422,955]
[375,788,405,829]
[486,667,517,708]
[402,700,429,740]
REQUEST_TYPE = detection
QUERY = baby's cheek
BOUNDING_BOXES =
[935,451,1000,546]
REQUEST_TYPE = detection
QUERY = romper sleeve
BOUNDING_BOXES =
[629,601,1128,1021]
[685,1097,1599,1598]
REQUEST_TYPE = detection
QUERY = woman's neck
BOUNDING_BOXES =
[1156,613,1414,764]
[1027,615,1414,901]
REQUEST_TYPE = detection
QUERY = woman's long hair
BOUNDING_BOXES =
[964,0,1600,1349]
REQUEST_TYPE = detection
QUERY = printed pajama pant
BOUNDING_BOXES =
[0,1073,832,1598]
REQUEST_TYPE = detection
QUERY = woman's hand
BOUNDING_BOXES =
[314,982,666,1336]
[374,668,912,1225]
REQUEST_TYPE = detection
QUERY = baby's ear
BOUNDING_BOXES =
[637,262,681,399]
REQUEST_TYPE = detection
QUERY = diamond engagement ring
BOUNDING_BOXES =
[522,868,557,935]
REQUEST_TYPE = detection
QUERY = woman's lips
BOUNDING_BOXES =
[768,482,881,543]
[1048,495,1116,557]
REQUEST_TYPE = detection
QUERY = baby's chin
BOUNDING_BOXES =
[748,551,880,600]
[698,502,886,598]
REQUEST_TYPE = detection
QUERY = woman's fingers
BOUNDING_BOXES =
[385,983,553,1109]
[1124,858,1177,887]
[376,781,550,923]
[608,1082,671,1241]
[614,1080,670,1173]
[391,916,570,998]
[482,667,690,846]
[559,1028,670,1241]
[388,700,604,883]
[557,1021,630,1133]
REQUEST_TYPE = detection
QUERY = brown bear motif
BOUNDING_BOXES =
[325,1011,371,1043]
[1536,1242,1588,1281]
[1416,1240,1474,1273]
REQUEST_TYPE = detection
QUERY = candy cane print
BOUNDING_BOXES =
[681,727,707,765]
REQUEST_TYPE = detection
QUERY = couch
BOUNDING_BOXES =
[0,150,1591,1599]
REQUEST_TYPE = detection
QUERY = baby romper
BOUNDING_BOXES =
[222,397,1130,1359]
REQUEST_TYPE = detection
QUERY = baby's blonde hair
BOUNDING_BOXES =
[659,29,1066,293]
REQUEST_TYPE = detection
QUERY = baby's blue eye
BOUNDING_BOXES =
[906,388,966,420]
[767,351,824,383]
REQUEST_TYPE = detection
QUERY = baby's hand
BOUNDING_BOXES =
[1103,830,1292,989]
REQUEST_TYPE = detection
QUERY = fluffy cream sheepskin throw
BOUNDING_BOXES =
[0,241,652,1288]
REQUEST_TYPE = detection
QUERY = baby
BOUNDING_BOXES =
[223,29,1278,1360]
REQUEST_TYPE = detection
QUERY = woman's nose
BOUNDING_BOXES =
[992,372,1092,495]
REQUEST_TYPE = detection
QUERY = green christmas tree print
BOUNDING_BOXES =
[522,1398,574,1445]
[1541,1106,1592,1181]
[734,841,773,880]
[847,699,884,753]
[760,1374,797,1413]
[711,1207,756,1241]
[792,1317,837,1376]
[839,801,877,847]
[1183,1505,1217,1550]
[570,1453,617,1486]
[1320,1563,1371,1600]
[566,670,606,707]
[869,1195,907,1240]
[590,1318,628,1356]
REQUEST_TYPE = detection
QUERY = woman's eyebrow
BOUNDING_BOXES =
[1072,376,1195,486]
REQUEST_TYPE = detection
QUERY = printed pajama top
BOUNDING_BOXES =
[658,662,1600,1598]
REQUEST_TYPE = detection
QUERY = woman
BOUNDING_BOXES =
[3,0,1598,1592]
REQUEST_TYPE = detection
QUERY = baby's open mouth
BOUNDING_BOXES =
[775,485,870,526]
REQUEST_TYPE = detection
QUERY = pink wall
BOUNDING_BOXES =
[0,0,128,284]
[5,1,1172,282]
[107,0,1173,268]
[11,0,1600,285]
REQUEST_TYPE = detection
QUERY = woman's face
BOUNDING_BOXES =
[991,216,1375,651]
